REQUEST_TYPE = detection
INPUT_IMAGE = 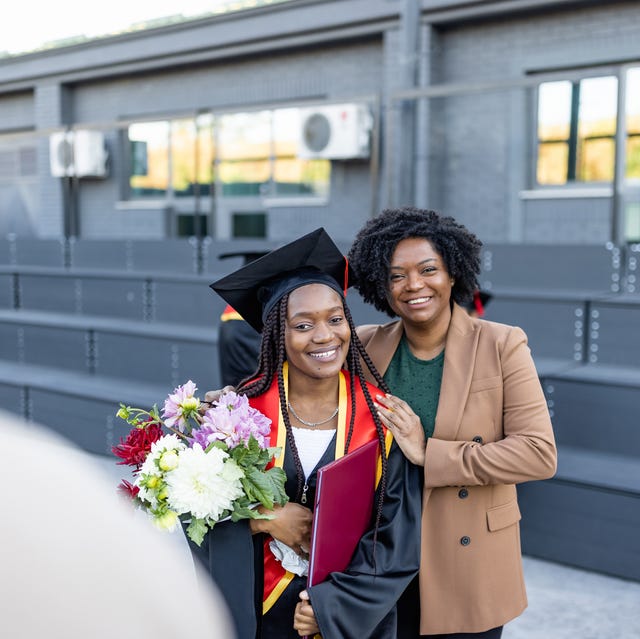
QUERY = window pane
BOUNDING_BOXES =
[273,108,300,156]
[273,158,330,197]
[625,68,640,180]
[537,141,569,185]
[218,159,270,195]
[576,76,617,182]
[626,137,640,180]
[218,111,271,160]
[196,113,215,196]
[578,138,615,181]
[578,76,617,138]
[171,118,196,197]
[538,81,572,142]
[128,121,169,198]
[626,68,640,134]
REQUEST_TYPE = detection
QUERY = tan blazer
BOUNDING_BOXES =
[358,303,557,635]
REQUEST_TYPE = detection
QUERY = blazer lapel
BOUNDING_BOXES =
[360,321,404,384]
[433,304,480,441]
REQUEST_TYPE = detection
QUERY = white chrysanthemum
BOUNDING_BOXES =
[165,444,245,521]
[150,433,185,455]
[135,434,187,506]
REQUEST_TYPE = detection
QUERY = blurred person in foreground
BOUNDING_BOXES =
[0,410,235,639]
[199,228,421,638]
[333,207,557,638]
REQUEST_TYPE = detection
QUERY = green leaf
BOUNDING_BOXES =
[246,466,282,509]
[186,518,208,546]
[230,502,260,521]
[204,440,227,454]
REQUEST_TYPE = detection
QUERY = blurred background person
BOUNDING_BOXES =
[217,250,268,387]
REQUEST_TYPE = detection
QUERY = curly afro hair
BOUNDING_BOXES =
[347,207,482,318]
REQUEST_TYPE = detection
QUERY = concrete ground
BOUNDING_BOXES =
[101,455,640,639]
[505,555,640,639]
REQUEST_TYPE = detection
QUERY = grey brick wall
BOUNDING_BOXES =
[426,1,640,243]
[0,91,34,132]
[2,1,640,243]
[34,84,68,238]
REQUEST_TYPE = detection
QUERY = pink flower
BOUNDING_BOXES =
[162,380,200,432]
[192,391,271,449]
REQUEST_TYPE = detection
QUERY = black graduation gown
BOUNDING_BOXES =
[187,434,422,639]
[218,319,262,387]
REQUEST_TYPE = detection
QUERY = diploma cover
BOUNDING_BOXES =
[308,438,379,587]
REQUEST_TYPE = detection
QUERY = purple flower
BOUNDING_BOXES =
[192,391,271,449]
[162,380,200,433]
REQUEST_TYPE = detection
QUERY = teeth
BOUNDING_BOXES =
[408,297,430,305]
[310,349,337,359]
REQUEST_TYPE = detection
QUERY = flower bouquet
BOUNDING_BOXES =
[113,381,288,546]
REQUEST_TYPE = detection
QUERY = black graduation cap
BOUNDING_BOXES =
[218,250,270,266]
[210,228,352,333]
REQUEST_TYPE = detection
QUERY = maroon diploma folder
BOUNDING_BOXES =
[307,438,380,587]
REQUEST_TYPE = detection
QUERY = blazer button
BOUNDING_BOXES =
[472,435,483,444]
[458,488,469,499]
[460,536,471,546]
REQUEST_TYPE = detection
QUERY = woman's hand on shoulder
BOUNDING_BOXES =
[375,393,426,466]
[249,503,312,556]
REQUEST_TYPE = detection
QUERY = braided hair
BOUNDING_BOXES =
[348,206,482,317]
[237,290,390,541]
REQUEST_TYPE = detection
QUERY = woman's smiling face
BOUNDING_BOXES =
[284,283,350,380]
[386,237,453,328]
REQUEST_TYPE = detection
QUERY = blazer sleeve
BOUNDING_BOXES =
[307,440,422,638]
[424,325,557,487]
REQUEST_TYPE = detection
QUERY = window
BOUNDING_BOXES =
[536,76,618,185]
[126,108,330,201]
[626,68,640,181]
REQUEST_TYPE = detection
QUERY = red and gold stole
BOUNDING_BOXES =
[248,362,393,615]
[220,304,243,322]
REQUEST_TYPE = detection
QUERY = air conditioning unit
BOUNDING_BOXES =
[298,103,373,160]
[49,130,108,178]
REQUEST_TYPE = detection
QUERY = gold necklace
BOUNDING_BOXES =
[287,402,339,428]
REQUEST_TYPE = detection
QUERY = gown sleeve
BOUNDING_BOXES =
[307,439,422,638]
[184,518,259,639]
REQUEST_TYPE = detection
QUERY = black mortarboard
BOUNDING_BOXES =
[210,228,352,332]
[218,251,270,266]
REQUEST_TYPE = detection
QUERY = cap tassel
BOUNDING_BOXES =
[473,290,485,317]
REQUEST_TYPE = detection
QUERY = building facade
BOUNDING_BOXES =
[1,0,639,244]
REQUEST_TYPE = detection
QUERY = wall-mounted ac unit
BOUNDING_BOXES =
[49,130,108,178]
[298,103,373,160]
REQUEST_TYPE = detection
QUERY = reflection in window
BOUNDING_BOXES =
[128,118,215,199]
[626,68,640,181]
[127,107,330,201]
[128,121,169,198]
[536,76,617,184]
[216,109,330,198]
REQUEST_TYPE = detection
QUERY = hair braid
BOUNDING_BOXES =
[237,310,279,397]
[343,305,388,549]
[273,296,306,501]
[344,305,390,394]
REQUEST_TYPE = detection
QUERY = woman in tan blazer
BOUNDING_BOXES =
[346,207,557,638]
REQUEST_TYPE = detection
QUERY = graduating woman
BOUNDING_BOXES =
[193,228,421,639]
